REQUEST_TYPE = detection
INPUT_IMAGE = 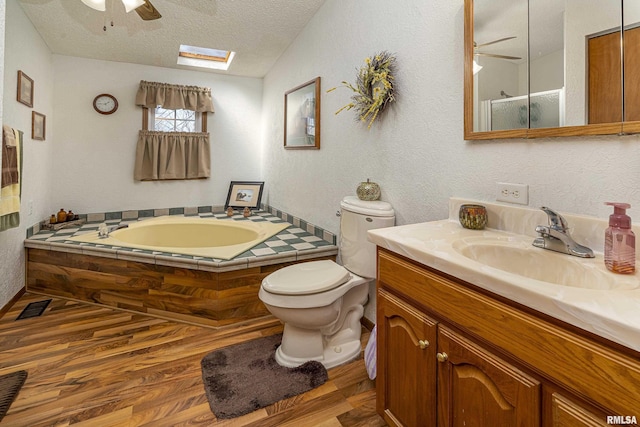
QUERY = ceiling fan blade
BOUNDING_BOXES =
[81,0,106,11]
[135,0,162,20]
[475,36,517,49]
[475,52,522,60]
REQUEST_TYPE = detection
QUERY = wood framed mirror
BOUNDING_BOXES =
[284,77,321,149]
[464,0,628,140]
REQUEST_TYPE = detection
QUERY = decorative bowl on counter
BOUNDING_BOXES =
[459,204,487,230]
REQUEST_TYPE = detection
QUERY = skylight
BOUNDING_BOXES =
[177,45,235,71]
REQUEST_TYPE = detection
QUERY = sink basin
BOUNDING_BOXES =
[452,236,639,291]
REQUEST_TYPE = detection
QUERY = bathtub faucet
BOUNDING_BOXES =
[98,223,129,238]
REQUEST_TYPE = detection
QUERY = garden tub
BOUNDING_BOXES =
[68,215,290,260]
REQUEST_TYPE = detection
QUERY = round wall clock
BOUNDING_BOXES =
[93,93,118,115]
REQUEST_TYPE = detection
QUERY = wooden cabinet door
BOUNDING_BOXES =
[437,325,541,427]
[588,31,622,124]
[624,26,640,122]
[377,289,437,427]
[550,393,609,427]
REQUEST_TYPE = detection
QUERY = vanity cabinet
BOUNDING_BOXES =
[377,289,437,426]
[376,248,640,427]
[437,325,540,426]
[549,393,610,427]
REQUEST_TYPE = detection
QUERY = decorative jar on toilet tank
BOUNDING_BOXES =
[356,179,381,201]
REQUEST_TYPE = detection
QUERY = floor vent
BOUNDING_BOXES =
[16,299,52,320]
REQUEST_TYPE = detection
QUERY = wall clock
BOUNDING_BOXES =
[93,93,118,115]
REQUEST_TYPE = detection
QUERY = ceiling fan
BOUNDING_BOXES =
[474,36,522,60]
[81,0,162,21]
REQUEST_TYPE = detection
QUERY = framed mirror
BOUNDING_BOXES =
[465,0,624,140]
[284,77,320,149]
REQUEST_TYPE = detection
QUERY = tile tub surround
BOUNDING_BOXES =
[367,198,640,353]
[25,207,337,269]
[24,208,338,327]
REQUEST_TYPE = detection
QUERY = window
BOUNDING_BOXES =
[177,44,235,71]
[143,107,207,132]
[152,107,199,132]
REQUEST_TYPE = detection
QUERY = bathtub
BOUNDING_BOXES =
[68,215,291,260]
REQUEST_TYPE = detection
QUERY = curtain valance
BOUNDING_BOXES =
[134,131,211,181]
[135,80,215,112]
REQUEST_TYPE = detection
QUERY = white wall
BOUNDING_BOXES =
[0,6,263,310]
[0,0,55,307]
[477,57,521,101]
[530,49,564,93]
[261,0,640,320]
[264,0,640,230]
[4,0,640,317]
[51,56,264,213]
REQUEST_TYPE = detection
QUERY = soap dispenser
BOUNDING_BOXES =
[604,202,635,274]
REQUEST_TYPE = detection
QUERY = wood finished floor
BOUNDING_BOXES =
[0,293,386,427]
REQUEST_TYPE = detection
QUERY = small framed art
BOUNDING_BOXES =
[224,181,265,209]
[17,70,34,108]
[32,111,46,141]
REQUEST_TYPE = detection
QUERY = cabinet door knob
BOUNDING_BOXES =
[436,352,448,363]
[418,340,429,349]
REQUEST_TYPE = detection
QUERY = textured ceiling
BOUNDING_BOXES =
[18,0,327,77]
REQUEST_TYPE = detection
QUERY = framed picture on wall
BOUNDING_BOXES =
[284,77,320,150]
[32,111,46,141]
[224,181,265,209]
[17,70,34,108]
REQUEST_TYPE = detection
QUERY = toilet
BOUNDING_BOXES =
[258,196,395,369]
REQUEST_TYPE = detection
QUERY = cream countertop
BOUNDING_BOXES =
[367,198,640,353]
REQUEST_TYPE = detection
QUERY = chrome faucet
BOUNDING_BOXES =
[532,207,594,258]
[98,223,129,238]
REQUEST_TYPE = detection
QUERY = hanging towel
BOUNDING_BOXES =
[3,125,16,147]
[2,128,19,187]
[0,127,23,232]
[364,324,377,380]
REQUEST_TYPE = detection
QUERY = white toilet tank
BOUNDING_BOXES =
[339,196,395,279]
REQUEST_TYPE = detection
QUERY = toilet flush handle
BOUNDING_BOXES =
[336,210,341,217]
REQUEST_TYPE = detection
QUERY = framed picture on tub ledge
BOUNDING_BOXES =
[224,181,265,210]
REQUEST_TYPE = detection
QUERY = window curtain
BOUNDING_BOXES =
[134,80,214,181]
[135,80,215,112]
[134,131,210,180]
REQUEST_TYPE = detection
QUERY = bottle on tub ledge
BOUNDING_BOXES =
[56,209,67,223]
[604,202,635,274]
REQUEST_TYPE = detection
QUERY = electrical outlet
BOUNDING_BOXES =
[28,200,33,216]
[496,182,529,205]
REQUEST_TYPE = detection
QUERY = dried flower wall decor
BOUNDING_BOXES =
[328,51,397,129]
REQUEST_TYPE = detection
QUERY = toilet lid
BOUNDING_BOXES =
[262,260,351,295]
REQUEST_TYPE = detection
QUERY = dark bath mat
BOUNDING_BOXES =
[201,333,328,419]
[16,299,51,320]
[0,370,27,421]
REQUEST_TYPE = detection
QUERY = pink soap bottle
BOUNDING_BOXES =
[604,202,636,274]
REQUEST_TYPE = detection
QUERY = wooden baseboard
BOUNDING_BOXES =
[361,316,375,331]
[0,287,26,319]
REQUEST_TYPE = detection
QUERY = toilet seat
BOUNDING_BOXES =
[262,260,351,295]
[259,260,369,309]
